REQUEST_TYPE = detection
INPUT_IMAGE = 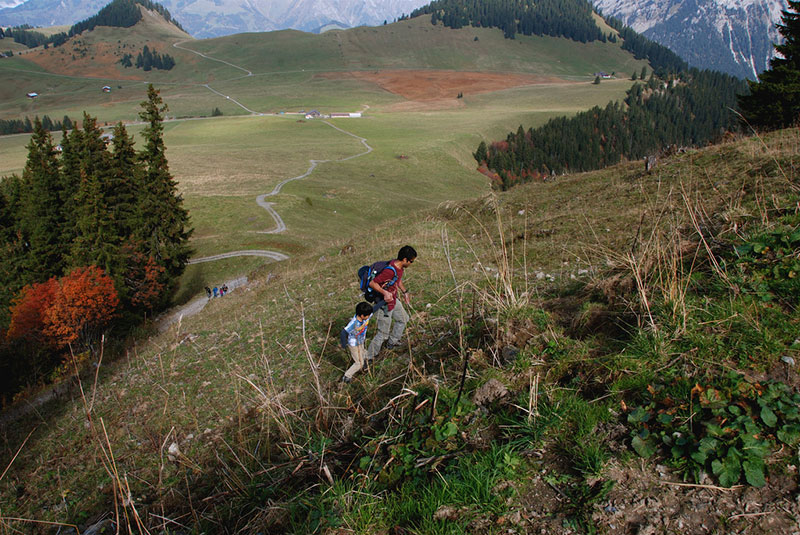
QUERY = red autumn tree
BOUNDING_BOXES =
[43,266,119,349]
[7,278,59,344]
[121,244,166,312]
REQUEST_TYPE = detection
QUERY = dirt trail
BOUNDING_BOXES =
[159,44,373,328]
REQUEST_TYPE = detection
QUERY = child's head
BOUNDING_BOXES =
[355,301,373,319]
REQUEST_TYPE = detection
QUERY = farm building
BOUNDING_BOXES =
[330,112,362,118]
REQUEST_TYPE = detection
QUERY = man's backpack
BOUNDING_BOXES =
[358,260,397,303]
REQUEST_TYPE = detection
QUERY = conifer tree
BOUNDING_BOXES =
[58,121,82,247]
[19,118,66,283]
[69,114,118,273]
[738,0,800,129]
[0,175,25,326]
[135,85,192,304]
[109,122,139,240]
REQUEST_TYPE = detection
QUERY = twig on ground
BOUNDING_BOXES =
[658,481,743,491]
[728,511,772,521]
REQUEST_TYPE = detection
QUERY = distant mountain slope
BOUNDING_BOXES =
[0,0,429,38]
[593,0,786,80]
[18,3,190,80]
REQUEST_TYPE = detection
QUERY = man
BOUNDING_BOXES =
[366,245,417,360]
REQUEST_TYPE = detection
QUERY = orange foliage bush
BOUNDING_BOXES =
[7,278,59,343]
[43,266,119,348]
[123,248,166,311]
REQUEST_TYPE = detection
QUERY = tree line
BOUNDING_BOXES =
[119,45,175,70]
[0,0,183,52]
[475,69,748,190]
[69,0,184,37]
[474,0,800,191]
[0,115,74,136]
[0,85,192,401]
[737,0,800,130]
[0,25,68,49]
[411,0,610,42]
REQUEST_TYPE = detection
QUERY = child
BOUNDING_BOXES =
[340,301,377,383]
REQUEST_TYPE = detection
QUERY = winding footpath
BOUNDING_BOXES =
[8,40,373,324]
[159,41,372,327]
[172,38,373,259]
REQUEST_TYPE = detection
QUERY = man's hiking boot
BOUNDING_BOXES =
[341,375,352,384]
[386,341,402,350]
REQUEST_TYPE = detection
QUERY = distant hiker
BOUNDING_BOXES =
[366,245,416,360]
[340,301,380,383]
[213,286,219,298]
[205,286,212,298]
[221,284,228,296]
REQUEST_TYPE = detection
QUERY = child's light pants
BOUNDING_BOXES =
[344,344,367,379]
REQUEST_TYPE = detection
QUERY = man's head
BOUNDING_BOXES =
[397,245,417,268]
[355,301,373,319]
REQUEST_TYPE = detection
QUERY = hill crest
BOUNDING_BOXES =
[21,3,189,79]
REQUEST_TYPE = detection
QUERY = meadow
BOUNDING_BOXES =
[2,124,797,532]
[12,15,775,532]
[2,17,639,303]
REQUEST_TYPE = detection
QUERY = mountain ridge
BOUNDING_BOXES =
[594,0,786,79]
[0,0,429,38]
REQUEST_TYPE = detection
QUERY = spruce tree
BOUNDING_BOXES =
[135,85,192,305]
[109,122,139,241]
[0,174,26,325]
[19,118,67,283]
[58,121,82,247]
[738,0,800,129]
[70,114,118,273]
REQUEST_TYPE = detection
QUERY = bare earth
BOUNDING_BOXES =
[24,42,146,80]
[317,70,570,110]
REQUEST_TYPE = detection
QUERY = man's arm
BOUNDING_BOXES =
[369,279,394,302]
[397,280,410,305]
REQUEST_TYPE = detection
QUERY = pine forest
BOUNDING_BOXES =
[0,86,192,401]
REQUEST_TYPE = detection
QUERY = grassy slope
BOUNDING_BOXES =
[2,128,797,533]
[1,15,638,302]
[0,14,647,122]
[10,12,787,532]
[190,16,642,78]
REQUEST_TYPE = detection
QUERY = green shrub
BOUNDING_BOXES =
[627,372,800,487]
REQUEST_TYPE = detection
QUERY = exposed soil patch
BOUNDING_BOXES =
[317,70,570,110]
[588,459,800,534]
[25,41,145,80]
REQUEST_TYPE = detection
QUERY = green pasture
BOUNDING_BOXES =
[185,16,646,78]
[1,74,635,287]
[201,71,402,113]
[0,131,30,177]
[1,14,642,300]
[0,57,250,123]
[0,39,28,54]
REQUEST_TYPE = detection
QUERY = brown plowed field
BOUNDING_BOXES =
[318,70,570,110]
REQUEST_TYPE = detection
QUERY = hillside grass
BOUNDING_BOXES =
[2,72,633,301]
[0,12,646,123]
[6,16,792,532]
[1,128,797,533]
[190,16,645,79]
